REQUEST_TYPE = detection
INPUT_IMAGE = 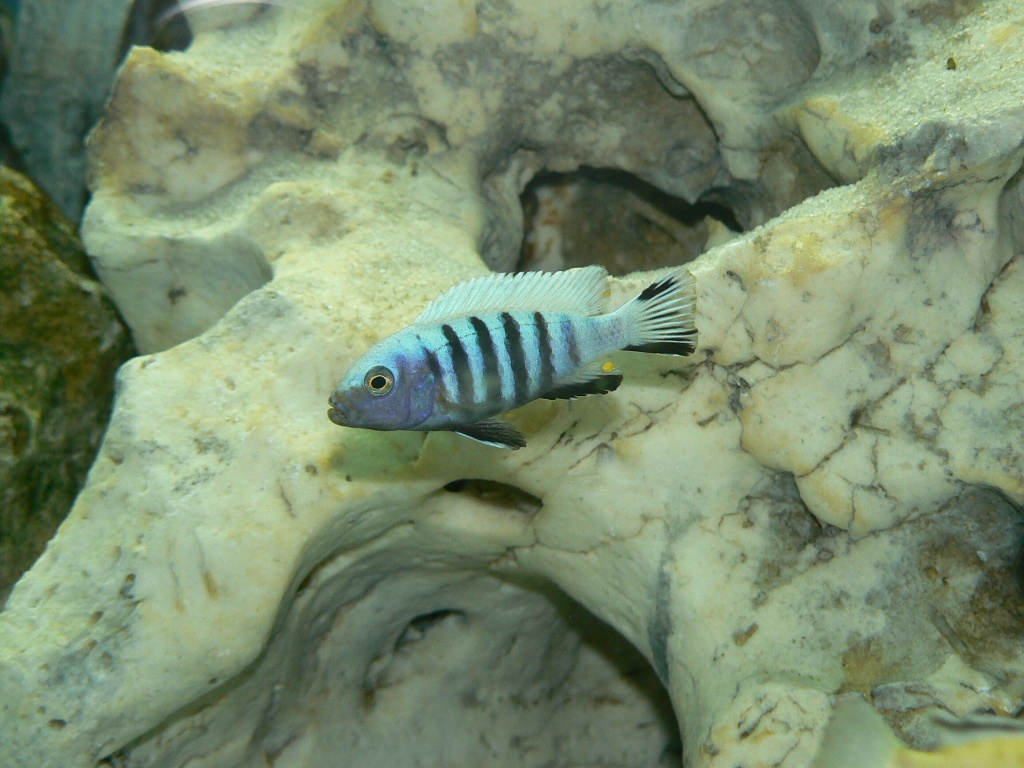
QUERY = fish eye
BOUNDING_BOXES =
[364,366,395,396]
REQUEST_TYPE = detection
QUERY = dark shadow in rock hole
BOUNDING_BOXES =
[443,477,543,517]
[518,165,742,275]
[393,608,467,653]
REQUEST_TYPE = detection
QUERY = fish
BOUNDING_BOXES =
[154,0,289,31]
[811,697,1024,768]
[327,265,697,449]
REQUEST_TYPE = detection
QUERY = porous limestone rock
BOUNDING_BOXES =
[2,1,1024,767]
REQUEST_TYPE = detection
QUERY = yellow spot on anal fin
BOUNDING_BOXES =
[602,361,616,373]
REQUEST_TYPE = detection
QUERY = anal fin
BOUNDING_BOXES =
[623,339,696,355]
[450,419,526,449]
[541,360,623,400]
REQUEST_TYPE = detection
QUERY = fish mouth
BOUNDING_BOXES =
[327,395,348,426]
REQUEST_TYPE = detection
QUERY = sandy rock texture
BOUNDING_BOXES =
[2,1,1024,767]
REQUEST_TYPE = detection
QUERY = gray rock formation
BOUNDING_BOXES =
[0,0,137,219]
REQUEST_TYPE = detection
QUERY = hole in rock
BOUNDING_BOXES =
[517,166,742,275]
[342,580,683,767]
[134,569,684,767]
[443,478,543,516]
[393,608,467,653]
[919,489,1024,663]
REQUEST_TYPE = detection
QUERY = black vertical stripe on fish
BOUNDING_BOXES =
[469,315,502,403]
[425,342,454,403]
[424,345,445,397]
[441,323,473,403]
[560,318,581,369]
[534,311,554,392]
[501,312,529,404]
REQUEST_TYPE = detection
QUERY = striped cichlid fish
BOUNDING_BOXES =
[327,265,697,448]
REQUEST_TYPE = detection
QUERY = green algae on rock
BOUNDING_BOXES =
[0,165,133,597]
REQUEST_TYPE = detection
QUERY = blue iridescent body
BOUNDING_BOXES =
[328,266,697,448]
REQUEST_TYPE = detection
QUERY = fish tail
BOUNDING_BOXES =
[810,698,902,768]
[617,269,697,356]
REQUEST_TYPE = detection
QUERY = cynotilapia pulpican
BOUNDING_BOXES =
[327,265,697,449]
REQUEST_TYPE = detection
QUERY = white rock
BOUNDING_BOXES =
[3,1,1024,767]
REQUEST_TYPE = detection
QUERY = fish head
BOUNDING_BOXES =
[327,339,437,431]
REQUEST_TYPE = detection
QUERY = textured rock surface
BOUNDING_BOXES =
[0,165,133,598]
[2,1,1024,767]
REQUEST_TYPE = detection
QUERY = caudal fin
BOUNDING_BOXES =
[618,269,697,356]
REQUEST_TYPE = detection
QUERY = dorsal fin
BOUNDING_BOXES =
[415,266,609,325]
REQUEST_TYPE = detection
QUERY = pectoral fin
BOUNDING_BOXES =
[451,419,527,449]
